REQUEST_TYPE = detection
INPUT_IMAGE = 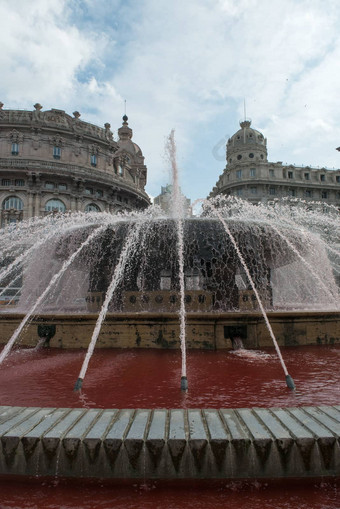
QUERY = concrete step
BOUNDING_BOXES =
[0,405,339,479]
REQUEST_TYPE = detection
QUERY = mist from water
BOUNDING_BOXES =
[0,194,338,381]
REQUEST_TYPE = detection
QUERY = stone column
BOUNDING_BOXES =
[76,197,82,212]
[27,192,34,219]
[70,194,77,212]
[34,192,41,217]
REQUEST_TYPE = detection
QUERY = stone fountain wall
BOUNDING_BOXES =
[0,311,339,349]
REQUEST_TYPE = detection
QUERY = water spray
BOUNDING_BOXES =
[74,221,144,391]
[165,129,188,391]
[207,200,296,391]
[0,225,107,366]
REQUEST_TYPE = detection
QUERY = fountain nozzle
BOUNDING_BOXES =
[181,376,188,391]
[285,374,296,390]
[74,378,83,392]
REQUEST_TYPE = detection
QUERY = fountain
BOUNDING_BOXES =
[0,196,338,484]
[0,134,339,497]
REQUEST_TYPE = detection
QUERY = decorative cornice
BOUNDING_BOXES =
[0,107,115,146]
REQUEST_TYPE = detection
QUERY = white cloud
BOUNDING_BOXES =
[102,0,340,195]
[0,0,98,106]
[0,0,340,199]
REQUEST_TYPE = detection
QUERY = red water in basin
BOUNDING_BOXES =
[0,344,339,508]
[0,477,338,509]
[0,344,339,408]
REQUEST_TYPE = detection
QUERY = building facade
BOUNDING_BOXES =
[154,184,192,216]
[209,119,340,206]
[0,103,150,226]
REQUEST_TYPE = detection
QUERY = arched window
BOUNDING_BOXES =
[3,196,23,210]
[2,196,24,226]
[45,199,66,212]
[85,203,101,212]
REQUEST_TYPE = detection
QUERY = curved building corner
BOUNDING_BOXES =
[209,118,340,207]
[0,102,151,226]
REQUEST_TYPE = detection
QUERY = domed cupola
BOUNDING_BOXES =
[226,119,267,165]
[116,115,144,160]
[118,114,133,141]
[114,115,148,190]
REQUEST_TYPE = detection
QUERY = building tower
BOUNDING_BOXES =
[210,118,340,206]
[226,119,267,167]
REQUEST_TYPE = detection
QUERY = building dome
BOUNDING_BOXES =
[117,115,143,157]
[226,119,267,164]
[114,115,147,189]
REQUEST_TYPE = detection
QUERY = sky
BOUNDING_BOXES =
[0,0,340,202]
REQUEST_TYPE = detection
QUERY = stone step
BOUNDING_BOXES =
[0,405,339,479]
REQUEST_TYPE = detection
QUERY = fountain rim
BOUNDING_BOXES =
[0,402,338,480]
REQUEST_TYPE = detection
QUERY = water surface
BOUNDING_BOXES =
[0,344,339,408]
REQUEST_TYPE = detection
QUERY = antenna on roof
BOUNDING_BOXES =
[244,98,247,121]
[124,99,127,116]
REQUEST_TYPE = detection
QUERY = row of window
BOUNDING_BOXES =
[1,194,129,212]
[235,133,264,141]
[44,182,104,197]
[234,168,340,183]
[1,179,25,187]
[230,153,264,163]
[233,187,331,199]
[286,171,338,182]
[236,168,256,179]
[1,196,102,212]
[45,182,67,191]
[84,187,103,197]
[1,179,107,198]
[11,143,98,167]
[10,144,135,181]
[41,182,107,197]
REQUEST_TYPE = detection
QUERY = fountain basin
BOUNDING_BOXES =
[0,340,338,481]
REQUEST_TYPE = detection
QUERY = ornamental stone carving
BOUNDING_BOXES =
[104,123,113,141]
[32,103,43,124]
[8,129,24,142]
[89,144,99,155]
[50,134,64,147]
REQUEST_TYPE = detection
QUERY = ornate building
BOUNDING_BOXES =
[209,119,340,206]
[0,103,150,226]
